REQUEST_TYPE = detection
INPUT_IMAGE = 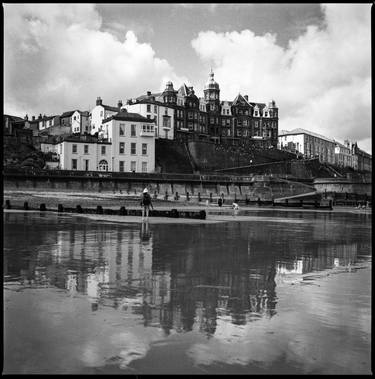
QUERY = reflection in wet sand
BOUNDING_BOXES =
[3,211,371,374]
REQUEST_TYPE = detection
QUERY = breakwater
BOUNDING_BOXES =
[3,199,207,220]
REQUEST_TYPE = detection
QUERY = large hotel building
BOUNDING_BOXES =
[124,70,279,148]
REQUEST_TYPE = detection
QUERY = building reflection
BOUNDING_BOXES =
[3,212,368,338]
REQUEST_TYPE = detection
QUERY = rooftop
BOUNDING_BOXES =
[103,110,156,123]
[279,128,335,143]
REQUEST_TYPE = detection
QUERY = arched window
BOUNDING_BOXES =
[98,160,108,171]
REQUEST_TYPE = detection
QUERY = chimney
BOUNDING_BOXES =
[24,114,29,121]
[38,114,42,120]
[118,100,123,109]
[32,116,35,121]
[147,91,151,96]
[244,95,249,101]
[96,96,103,106]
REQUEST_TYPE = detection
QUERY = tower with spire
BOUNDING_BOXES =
[203,69,221,140]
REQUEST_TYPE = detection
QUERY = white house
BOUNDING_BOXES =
[61,110,91,134]
[38,115,60,131]
[55,136,112,171]
[90,97,122,135]
[101,109,156,173]
[125,100,175,140]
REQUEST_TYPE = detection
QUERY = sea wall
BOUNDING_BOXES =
[3,173,316,202]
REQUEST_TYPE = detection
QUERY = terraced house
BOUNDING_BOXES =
[124,70,279,148]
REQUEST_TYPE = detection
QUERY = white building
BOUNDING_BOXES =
[101,109,156,173]
[278,128,336,164]
[125,95,175,140]
[38,115,60,131]
[55,136,112,171]
[90,97,122,135]
[61,110,91,134]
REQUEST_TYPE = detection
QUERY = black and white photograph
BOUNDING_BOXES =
[3,3,372,375]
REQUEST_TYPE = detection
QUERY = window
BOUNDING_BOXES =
[227,109,230,115]
[119,142,125,154]
[72,144,77,153]
[147,104,151,112]
[84,159,89,171]
[130,161,136,172]
[188,112,193,119]
[119,161,124,172]
[131,143,136,155]
[84,145,89,154]
[73,116,76,120]
[101,145,106,155]
[142,162,147,173]
[154,105,157,113]
[98,159,108,171]
[131,124,136,137]
[142,143,147,155]
[119,123,125,136]
[72,159,77,170]
[100,111,103,117]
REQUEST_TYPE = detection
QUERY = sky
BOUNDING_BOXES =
[3,3,372,153]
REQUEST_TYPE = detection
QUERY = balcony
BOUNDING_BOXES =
[140,125,155,137]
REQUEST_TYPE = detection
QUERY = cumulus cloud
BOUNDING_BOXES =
[191,4,371,152]
[4,4,186,117]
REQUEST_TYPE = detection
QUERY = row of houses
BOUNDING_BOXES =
[278,128,372,172]
[40,110,156,172]
[3,70,371,174]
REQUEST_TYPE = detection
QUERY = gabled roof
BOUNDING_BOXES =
[177,84,193,97]
[232,94,252,107]
[60,110,76,118]
[102,110,156,124]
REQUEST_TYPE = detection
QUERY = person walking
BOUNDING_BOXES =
[140,188,153,221]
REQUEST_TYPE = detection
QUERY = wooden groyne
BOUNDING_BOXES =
[3,200,207,220]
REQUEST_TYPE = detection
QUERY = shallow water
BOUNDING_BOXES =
[3,210,372,374]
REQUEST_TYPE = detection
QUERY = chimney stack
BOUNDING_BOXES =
[96,97,103,106]
[38,114,42,120]
[32,116,35,121]
[244,95,249,101]
[118,100,123,109]
[147,91,151,96]
[24,114,29,121]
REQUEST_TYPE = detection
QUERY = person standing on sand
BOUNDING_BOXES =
[140,188,153,221]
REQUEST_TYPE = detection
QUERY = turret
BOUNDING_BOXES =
[162,81,177,104]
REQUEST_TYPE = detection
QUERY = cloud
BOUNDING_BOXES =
[4,4,186,117]
[191,4,371,153]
